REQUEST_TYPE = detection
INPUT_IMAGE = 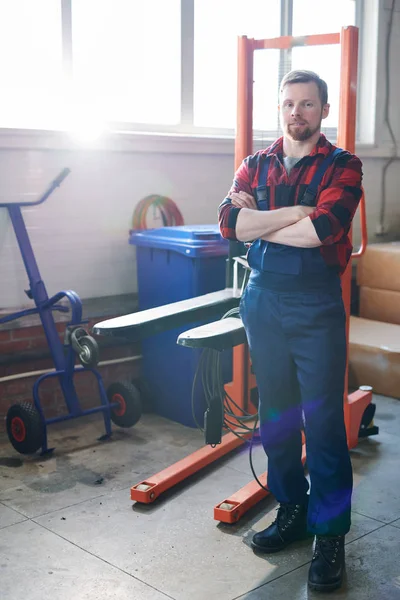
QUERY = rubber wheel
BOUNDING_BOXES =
[107,381,142,428]
[6,402,44,455]
[359,403,376,432]
[77,335,99,368]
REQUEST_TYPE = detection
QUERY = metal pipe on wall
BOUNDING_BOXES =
[0,354,141,385]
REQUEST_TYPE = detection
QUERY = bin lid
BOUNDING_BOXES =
[129,225,229,257]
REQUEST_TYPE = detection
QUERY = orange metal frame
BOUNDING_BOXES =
[131,26,372,522]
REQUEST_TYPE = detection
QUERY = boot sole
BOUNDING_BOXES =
[308,577,343,593]
[251,540,290,553]
[251,532,314,554]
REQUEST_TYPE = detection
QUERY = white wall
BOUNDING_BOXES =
[0,141,235,308]
[349,0,400,248]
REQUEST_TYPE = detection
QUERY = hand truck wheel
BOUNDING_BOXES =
[107,381,142,428]
[76,335,100,369]
[6,402,44,455]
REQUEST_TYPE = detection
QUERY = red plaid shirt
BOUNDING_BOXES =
[218,134,363,274]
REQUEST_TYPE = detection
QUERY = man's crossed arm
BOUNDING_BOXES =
[229,191,320,248]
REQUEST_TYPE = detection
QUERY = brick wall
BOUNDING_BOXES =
[0,316,141,437]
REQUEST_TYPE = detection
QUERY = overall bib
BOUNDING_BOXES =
[240,149,353,536]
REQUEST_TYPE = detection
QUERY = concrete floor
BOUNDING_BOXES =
[1,394,400,600]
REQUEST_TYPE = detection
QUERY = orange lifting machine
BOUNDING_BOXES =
[94,26,376,524]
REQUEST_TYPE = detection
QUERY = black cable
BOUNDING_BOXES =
[223,413,269,492]
[191,305,269,492]
[191,349,207,431]
[201,350,213,401]
[223,415,255,434]
[248,417,269,492]
[221,307,241,319]
[223,393,255,419]
[223,409,256,432]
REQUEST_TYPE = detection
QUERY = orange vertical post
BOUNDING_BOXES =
[337,26,359,152]
[226,35,255,419]
[235,36,254,169]
[337,26,359,403]
[337,26,373,447]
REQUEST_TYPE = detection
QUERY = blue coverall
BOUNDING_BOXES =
[239,152,353,536]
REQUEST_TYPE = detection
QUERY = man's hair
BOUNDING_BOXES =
[280,70,328,106]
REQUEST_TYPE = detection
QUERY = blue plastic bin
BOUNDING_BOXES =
[129,225,229,427]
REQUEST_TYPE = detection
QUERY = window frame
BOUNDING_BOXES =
[0,0,381,152]
[183,0,360,142]
[60,0,361,141]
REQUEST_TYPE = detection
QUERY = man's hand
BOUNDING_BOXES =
[229,191,258,210]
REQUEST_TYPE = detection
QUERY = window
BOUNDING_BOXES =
[291,46,342,129]
[292,0,356,37]
[253,50,281,133]
[0,0,364,140]
[71,0,181,126]
[0,0,63,129]
[193,0,280,129]
[292,0,356,131]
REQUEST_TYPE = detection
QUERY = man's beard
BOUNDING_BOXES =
[287,120,321,141]
[284,111,323,141]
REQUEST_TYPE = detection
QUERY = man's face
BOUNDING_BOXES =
[279,81,330,142]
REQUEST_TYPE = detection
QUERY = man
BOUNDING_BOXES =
[218,70,362,593]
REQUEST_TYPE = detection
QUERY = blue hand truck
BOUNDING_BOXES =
[0,169,142,455]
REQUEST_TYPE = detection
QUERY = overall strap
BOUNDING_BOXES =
[301,147,347,206]
[255,155,272,210]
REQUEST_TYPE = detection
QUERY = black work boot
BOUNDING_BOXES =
[251,500,311,553]
[308,535,345,592]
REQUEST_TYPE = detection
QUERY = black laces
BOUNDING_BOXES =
[313,536,343,564]
[276,503,302,531]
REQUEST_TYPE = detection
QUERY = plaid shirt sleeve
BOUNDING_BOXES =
[309,154,363,245]
[218,157,254,241]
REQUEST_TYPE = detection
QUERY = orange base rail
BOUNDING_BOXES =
[130,387,374,523]
[130,428,251,503]
[214,445,307,523]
